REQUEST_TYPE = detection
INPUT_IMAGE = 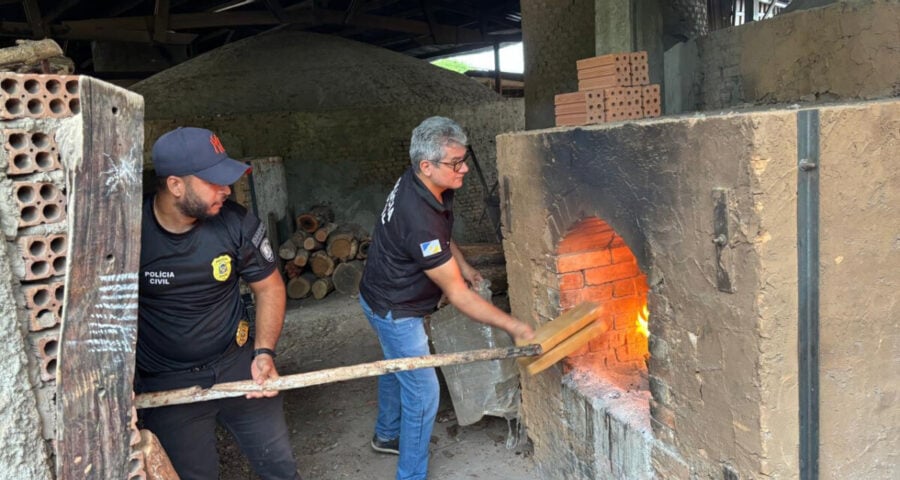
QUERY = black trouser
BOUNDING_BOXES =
[137,345,300,480]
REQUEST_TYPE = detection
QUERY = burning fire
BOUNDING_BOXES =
[635,304,649,337]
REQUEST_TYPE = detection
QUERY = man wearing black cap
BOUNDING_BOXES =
[135,127,299,479]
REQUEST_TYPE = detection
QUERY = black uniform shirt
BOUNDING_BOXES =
[137,195,276,374]
[360,167,455,318]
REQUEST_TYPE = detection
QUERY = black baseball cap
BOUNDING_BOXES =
[151,127,250,185]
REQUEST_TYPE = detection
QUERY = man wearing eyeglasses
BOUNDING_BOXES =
[358,116,535,480]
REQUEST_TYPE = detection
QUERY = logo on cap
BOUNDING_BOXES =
[210,134,226,154]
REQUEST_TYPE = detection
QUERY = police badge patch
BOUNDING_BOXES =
[211,254,232,281]
[235,319,250,346]
[260,238,274,262]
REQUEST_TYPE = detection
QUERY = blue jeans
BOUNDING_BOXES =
[360,294,439,480]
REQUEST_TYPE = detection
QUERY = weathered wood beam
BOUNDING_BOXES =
[343,0,363,24]
[420,0,440,42]
[0,20,194,44]
[153,0,171,44]
[262,0,289,23]
[1,6,489,45]
[56,76,144,480]
[22,0,46,38]
[44,0,82,24]
[350,0,403,13]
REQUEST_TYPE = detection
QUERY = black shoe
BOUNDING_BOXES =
[370,435,399,455]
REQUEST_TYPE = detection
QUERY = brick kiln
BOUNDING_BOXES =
[498,99,899,479]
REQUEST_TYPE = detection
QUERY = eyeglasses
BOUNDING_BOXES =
[436,154,471,172]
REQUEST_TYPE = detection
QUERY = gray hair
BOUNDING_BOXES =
[409,116,468,172]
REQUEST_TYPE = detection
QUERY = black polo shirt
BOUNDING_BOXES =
[360,167,454,318]
[137,195,276,374]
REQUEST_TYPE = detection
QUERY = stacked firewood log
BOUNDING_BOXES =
[279,205,370,300]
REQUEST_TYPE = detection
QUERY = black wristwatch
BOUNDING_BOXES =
[253,348,276,359]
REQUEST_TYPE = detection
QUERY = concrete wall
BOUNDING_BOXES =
[144,100,523,243]
[497,98,899,478]
[666,0,900,114]
[816,101,899,478]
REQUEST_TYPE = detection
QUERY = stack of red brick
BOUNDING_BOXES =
[554,51,661,127]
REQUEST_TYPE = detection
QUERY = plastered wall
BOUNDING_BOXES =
[667,0,900,113]
[497,98,899,479]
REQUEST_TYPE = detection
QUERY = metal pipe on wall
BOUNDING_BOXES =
[797,109,820,480]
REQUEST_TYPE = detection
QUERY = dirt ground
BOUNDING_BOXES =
[218,294,538,480]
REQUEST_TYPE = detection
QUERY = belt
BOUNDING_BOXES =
[139,339,244,378]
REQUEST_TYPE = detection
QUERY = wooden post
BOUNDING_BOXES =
[56,76,144,479]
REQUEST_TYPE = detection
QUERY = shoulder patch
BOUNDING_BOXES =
[251,222,266,247]
[260,238,274,263]
[419,239,442,257]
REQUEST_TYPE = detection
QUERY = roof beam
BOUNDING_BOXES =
[44,0,82,24]
[154,0,171,43]
[0,6,490,46]
[343,0,363,24]
[261,0,289,23]
[0,20,198,44]
[22,0,46,38]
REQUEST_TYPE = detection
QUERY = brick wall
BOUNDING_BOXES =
[555,217,649,371]
[0,73,79,478]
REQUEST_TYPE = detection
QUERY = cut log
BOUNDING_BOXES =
[314,222,338,243]
[302,236,324,251]
[327,236,358,261]
[356,239,371,260]
[277,238,297,260]
[310,250,336,277]
[290,230,309,245]
[286,272,316,299]
[333,260,364,296]
[292,249,310,267]
[296,205,335,233]
[284,262,302,279]
[311,277,334,300]
[326,223,367,261]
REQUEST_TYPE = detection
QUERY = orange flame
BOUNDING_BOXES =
[636,304,649,337]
